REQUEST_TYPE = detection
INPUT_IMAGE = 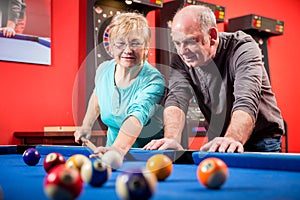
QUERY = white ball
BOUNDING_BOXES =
[101,150,123,170]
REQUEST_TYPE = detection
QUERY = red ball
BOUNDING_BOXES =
[44,164,83,200]
[197,157,228,189]
[43,152,66,173]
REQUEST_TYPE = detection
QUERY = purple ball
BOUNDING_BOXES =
[23,148,41,166]
[116,168,157,200]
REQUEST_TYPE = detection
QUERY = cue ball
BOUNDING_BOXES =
[116,168,157,200]
[197,157,228,189]
[101,150,123,170]
[146,154,173,181]
[80,158,112,187]
[44,164,83,200]
[65,154,89,172]
[23,148,41,166]
[43,152,66,173]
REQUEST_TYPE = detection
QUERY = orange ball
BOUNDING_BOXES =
[146,154,173,181]
[197,157,228,189]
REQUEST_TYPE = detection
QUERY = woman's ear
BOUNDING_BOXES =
[108,48,114,58]
[209,27,218,46]
[143,47,149,61]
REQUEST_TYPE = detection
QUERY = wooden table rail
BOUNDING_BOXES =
[14,131,107,146]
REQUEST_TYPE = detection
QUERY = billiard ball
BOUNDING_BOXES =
[80,158,112,187]
[43,152,66,173]
[116,168,157,200]
[146,154,173,181]
[197,157,228,189]
[22,148,41,166]
[65,154,89,172]
[44,164,83,200]
[101,150,123,170]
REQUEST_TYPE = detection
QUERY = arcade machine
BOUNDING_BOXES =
[81,0,163,132]
[227,14,287,152]
[228,14,284,80]
[156,0,225,149]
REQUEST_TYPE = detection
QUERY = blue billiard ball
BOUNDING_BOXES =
[23,148,41,166]
[116,168,157,200]
[80,158,112,187]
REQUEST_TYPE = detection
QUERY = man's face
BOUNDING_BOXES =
[171,17,213,68]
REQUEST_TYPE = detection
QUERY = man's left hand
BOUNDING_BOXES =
[200,137,244,153]
[2,27,16,38]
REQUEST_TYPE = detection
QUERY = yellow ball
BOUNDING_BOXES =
[65,154,90,172]
[146,154,173,181]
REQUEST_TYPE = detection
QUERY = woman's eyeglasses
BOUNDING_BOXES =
[113,41,144,50]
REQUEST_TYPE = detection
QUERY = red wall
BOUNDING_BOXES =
[23,0,51,37]
[1,0,299,152]
[0,0,85,144]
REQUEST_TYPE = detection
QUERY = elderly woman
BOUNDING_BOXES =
[74,12,165,157]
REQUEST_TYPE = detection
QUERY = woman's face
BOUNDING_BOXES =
[111,33,148,68]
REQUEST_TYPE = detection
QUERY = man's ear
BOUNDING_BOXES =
[209,27,218,46]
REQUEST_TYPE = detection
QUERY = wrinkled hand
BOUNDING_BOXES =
[1,27,16,38]
[90,146,124,159]
[74,128,92,144]
[200,137,244,153]
[143,138,184,150]
[93,146,117,155]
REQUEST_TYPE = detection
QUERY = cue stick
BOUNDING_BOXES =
[80,137,103,158]
[80,137,123,170]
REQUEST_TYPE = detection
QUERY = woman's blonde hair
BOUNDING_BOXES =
[108,12,151,48]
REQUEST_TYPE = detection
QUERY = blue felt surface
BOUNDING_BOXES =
[34,146,195,164]
[36,145,92,157]
[1,151,300,200]
[192,151,300,171]
[5,145,300,172]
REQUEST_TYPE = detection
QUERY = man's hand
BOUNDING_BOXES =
[1,26,16,37]
[143,138,184,150]
[200,137,244,153]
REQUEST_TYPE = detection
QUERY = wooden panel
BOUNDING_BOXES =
[14,131,107,146]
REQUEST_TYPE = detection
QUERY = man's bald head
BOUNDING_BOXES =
[172,5,217,35]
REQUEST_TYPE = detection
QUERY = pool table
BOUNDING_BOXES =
[0,32,50,65]
[0,145,300,200]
